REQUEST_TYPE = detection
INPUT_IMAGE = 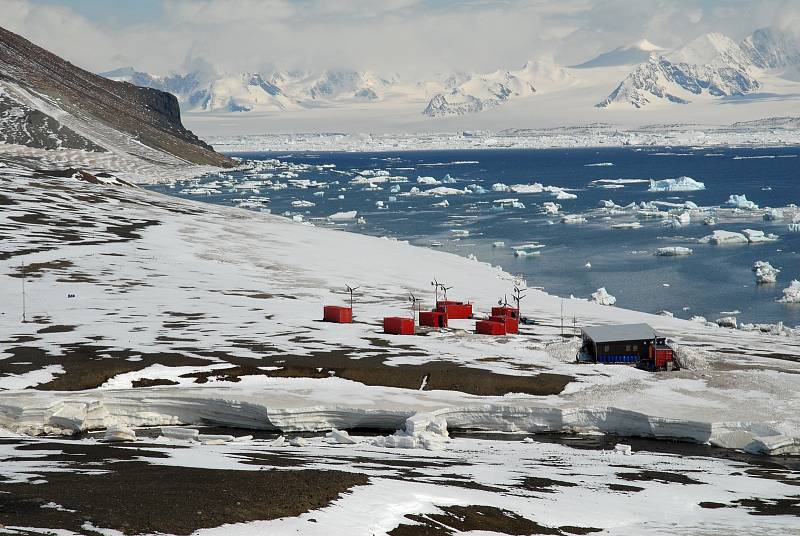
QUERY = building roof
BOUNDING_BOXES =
[581,323,658,343]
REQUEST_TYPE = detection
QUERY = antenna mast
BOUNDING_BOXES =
[345,284,360,317]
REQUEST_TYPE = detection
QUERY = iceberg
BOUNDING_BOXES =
[542,201,561,215]
[724,194,758,210]
[328,210,358,221]
[510,183,544,194]
[554,190,577,200]
[699,230,748,245]
[741,229,778,243]
[648,176,706,192]
[753,261,779,284]
[590,287,616,306]
[763,208,784,221]
[655,247,693,256]
[777,280,800,303]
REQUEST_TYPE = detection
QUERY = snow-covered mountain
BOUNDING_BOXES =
[597,32,765,108]
[98,25,800,122]
[573,39,664,68]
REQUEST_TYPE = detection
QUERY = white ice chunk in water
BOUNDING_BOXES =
[724,194,759,210]
[700,230,748,245]
[655,247,693,256]
[648,176,706,192]
[777,280,800,303]
[753,261,780,284]
[590,287,616,306]
[328,210,358,221]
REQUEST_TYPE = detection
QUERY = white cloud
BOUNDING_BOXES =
[1,0,795,75]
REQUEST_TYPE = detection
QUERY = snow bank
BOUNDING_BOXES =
[648,176,705,192]
[655,247,693,256]
[753,261,779,284]
[590,287,616,306]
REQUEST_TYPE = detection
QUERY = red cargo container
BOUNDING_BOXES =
[383,317,415,335]
[655,348,674,368]
[476,320,506,335]
[490,315,518,334]
[491,306,519,319]
[323,306,352,323]
[419,310,447,328]
[436,301,473,319]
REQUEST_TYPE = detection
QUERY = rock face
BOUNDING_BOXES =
[597,55,759,108]
[0,25,233,167]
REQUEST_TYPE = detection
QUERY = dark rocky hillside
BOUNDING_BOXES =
[0,25,233,167]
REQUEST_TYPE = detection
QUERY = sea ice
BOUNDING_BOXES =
[542,202,561,215]
[764,208,784,221]
[104,423,136,442]
[777,280,800,303]
[648,176,706,192]
[741,229,778,243]
[291,200,315,208]
[561,214,587,224]
[554,190,577,200]
[590,287,616,306]
[492,183,510,192]
[716,316,738,329]
[724,194,758,210]
[417,176,440,185]
[655,247,693,256]
[328,210,358,221]
[326,428,358,444]
[699,230,748,245]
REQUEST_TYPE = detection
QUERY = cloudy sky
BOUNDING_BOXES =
[3,0,799,76]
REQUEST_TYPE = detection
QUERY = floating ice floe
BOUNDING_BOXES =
[492,241,505,248]
[423,186,468,196]
[753,261,780,284]
[417,176,440,185]
[466,184,486,194]
[585,262,592,269]
[777,280,800,303]
[512,243,545,257]
[561,214,587,224]
[291,200,315,208]
[510,183,544,194]
[724,194,758,210]
[585,162,614,167]
[451,229,470,237]
[375,200,385,208]
[655,247,693,256]
[590,287,616,306]
[763,208,784,221]
[492,183,510,192]
[432,199,449,208]
[441,174,456,184]
[699,230,748,245]
[648,176,706,192]
[703,216,716,226]
[542,202,561,215]
[328,210,358,221]
[161,427,200,441]
[741,229,778,243]
[611,222,641,229]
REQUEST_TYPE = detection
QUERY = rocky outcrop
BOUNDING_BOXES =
[0,25,233,167]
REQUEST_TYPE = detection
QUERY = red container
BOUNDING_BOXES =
[419,310,447,328]
[491,306,519,319]
[323,306,352,323]
[383,317,415,335]
[476,319,506,335]
[655,348,673,368]
[490,315,518,334]
[437,301,473,319]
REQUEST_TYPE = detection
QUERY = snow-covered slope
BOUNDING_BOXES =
[573,39,665,68]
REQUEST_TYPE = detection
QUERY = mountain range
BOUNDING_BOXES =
[100,26,800,121]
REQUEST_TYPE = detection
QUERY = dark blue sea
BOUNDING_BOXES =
[147,146,800,326]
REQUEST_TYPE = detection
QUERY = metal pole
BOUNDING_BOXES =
[560,299,564,336]
[21,260,27,323]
